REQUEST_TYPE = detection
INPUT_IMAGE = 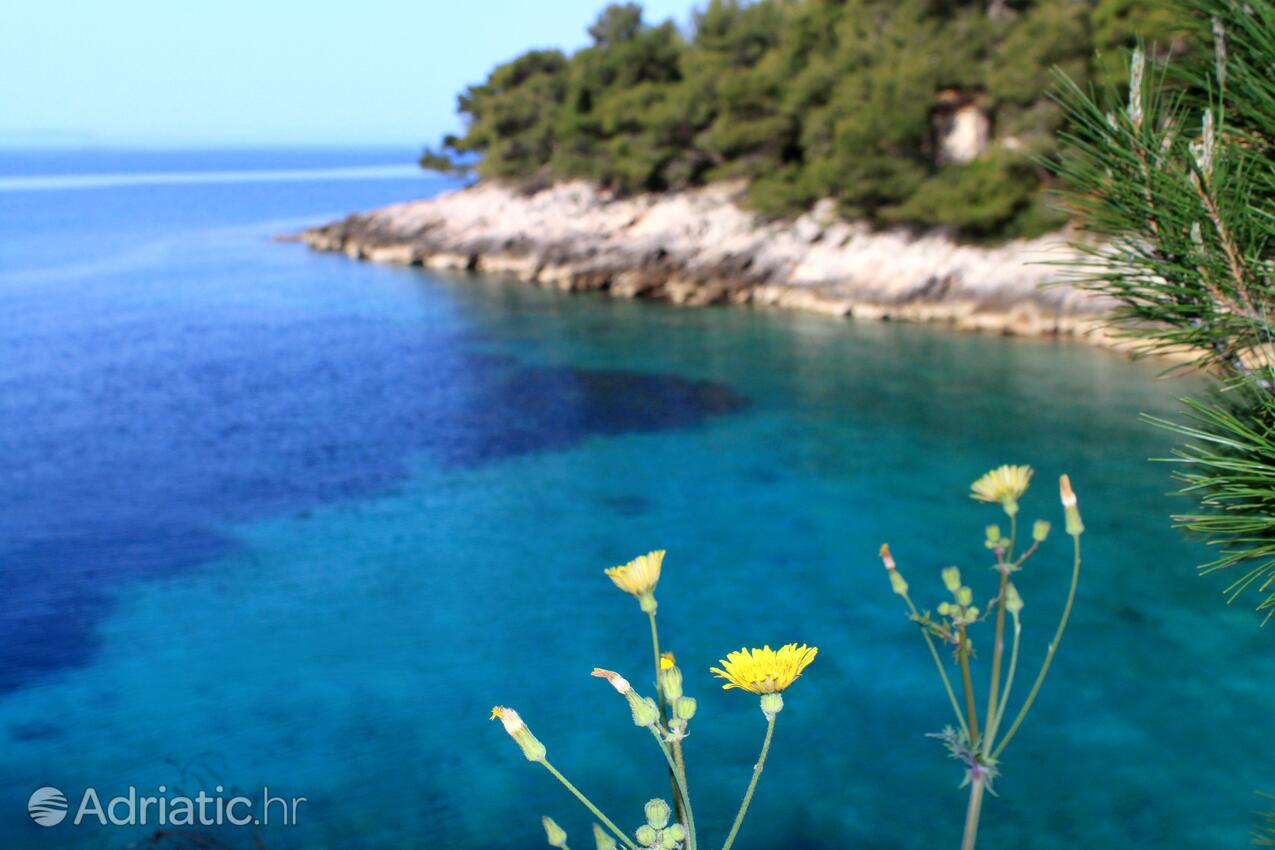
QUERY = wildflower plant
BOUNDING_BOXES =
[881,466,1085,850]
[492,550,817,850]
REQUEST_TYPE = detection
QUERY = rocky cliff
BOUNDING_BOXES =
[295,180,1115,341]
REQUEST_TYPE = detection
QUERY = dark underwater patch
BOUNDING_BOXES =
[0,313,746,692]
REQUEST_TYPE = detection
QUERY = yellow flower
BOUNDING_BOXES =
[604,550,665,611]
[710,644,818,695]
[971,464,1033,513]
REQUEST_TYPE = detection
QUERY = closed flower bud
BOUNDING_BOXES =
[1033,519,1051,542]
[942,566,962,592]
[666,824,686,843]
[956,586,973,607]
[1005,582,1023,614]
[675,696,697,721]
[1059,475,1084,536]
[593,824,617,850]
[543,817,568,849]
[659,654,683,701]
[760,691,784,719]
[645,799,671,829]
[660,828,679,849]
[985,524,1001,543]
[636,825,657,846]
[630,695,660,728]
[491,707,546,762]
[937,601,952,617]
[889,569,908,596]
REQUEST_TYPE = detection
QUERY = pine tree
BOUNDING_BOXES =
[1052,0,1275,620]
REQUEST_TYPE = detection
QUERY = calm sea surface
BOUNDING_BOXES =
[0,149,1270,849]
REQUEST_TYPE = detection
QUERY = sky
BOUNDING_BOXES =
[0,0,696,149]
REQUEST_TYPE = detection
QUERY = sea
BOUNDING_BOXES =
[0,148,1270,849]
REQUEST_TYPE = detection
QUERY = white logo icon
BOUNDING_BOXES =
[28,787,68,826]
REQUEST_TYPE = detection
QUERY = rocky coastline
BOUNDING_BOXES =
[294,180,1118,343]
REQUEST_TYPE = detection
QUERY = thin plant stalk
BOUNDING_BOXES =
[961,774,987,850]
[540,760,639,850]
[992,533,1082,760]
[647,611,687,825]
[649,728,697,850]
[986,614,1021,748]
[982,566,1010,755]
[901,591,969,740]
[720,715,775,850]
[957,627,980,749]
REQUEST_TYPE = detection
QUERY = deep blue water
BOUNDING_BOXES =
[0,149,1270,850]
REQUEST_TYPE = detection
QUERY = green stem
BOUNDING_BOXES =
[650,728,697,850]
[540,760,638,850]
[647,611,685,826]
[992,533,1082,760]
[958,627,980,750]
[902,592,969,739]
[982,568,1010,755]
[960,773,987,850]
[987,615,1021,748]
[721,715,775,850]
[648,611,667,718]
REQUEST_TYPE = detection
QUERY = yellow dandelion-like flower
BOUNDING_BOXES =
[604,550,665,611]
[971,464,1033,512]
[710,644,818,695]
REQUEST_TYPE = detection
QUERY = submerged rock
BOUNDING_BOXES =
[295,180,1117,344]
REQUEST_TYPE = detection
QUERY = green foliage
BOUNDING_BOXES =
[1258,794,1275,845]
[424,0,1181,240]
[1051,0,1275,618]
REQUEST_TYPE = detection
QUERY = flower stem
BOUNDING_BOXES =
[647,611,686,825]
[540,760,638,850]
[961,773,987,850]
[992,533,1082,761]
[902,591,969,740]
[987,615,1020,748]
[958,627,980,750]
[721,715,775,850]
[982,568,1009,755]
[650,728,697,850]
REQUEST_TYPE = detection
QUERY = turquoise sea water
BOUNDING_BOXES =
[0,150,1270,849]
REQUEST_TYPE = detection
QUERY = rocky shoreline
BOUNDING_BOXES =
[293,180,1118,343]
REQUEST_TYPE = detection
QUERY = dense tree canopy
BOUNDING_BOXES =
[424,0,1185,240]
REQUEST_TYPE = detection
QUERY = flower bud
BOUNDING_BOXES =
[889,569,908,596]
[591,668,632,695]
[645,799,671,829]
[1032,519,1051,542]
[630,695,660,728]
[636,825,657,846]
[956,586,973,607]
[666,824,686,843]
[674,696,697,721]
[491,707,546,762]
[1059,475,1084,536]
[659,654,683,701]
[543,817,568,849]
[942,567,962,593]
[760,692,784,719]
[660,828,680,849]
[937,602,952,617]
[1005,582,1023,615]
[593,824,617,850]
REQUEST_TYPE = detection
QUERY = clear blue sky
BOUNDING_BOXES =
[0,0,695,148]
